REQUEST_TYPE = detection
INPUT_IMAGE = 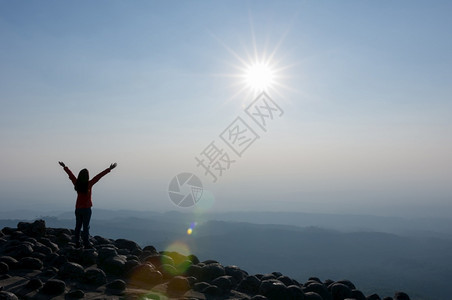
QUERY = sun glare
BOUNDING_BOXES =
[244,62,275,92]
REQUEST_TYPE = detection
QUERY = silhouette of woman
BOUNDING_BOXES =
[59,161,117,248]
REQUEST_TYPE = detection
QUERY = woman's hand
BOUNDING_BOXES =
[58,161,66,168]
[110,163,117,170]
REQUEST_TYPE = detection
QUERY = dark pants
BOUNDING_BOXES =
[74,208,92,245]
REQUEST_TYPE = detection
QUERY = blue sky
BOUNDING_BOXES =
[1,1,451,217]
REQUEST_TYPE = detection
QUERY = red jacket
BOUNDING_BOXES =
[64,166,110,208]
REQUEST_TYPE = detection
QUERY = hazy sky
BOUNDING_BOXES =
[1,1,451,217]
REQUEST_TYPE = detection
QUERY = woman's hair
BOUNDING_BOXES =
[75,169,90,194]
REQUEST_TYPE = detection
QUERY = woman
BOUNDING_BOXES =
[59,161,117,248]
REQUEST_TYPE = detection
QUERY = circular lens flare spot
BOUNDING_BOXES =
[187,228,193,235]
[244,62,274,92]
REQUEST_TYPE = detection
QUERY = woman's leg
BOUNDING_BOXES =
[81,208,92,247]
[74,209,83,246]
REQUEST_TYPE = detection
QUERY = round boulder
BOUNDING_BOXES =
[394,292,410,300]
[287,285,305,300]
[167,276,190,293]
[42,279,66,295]
[115,239,141,252]
[66,289,85,299]
[200,263,225,282]
[237,275,261,294]
[25,278,43,290]
[83,268,107,286]
[129,263,163,289]
[17,257,43,270]
[0,262,9,274]
[211,275,234,293]
[106,279,127,293]
[0,291,18,300]
[259,279,289,300]
[101,255,127,275]
[331,283,352,300]
[305,292,323,300]
[58,262,84,280]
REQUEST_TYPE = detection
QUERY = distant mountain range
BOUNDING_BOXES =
[1,209,451,299]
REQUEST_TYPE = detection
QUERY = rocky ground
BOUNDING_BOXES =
[0,220,411,300]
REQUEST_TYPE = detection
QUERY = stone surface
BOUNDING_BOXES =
[0,223,413,300]
[42,279,66,295]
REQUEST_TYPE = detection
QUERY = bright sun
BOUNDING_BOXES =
[244,62,275,92]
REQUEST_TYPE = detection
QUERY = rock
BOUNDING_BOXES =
[38,238,59,252]
[237,275,261,294]
[202,284,221,296]
[80,249,98,266]
[102,255,127,275]
[287,285,305,300]
[259,279,289,300]
[42,279,66,295]
[4,243,33,259]
[17,257,43,270]
[115,238,141,252]
[143,245,157,253]
[351,289,366,300]
[83,268,107,285]
[200,263,225,282]
[93,235,112,245]
[1,227,15,235]
[25,278,43,290]
[367,294,381,300]
[278,275,295,287]
[97,247,118,264]
[331,283,352,300]
[193,281,211,292]
[185,264,202,279]
[106,279,126,292]
[58,262,84,280]
[0,291,18,300]
[159,264,178,279]
[250,296,268,300]
[167,276,191,293]
[66,289,85,298]
[41,267,58,278]
[186,275,197,286]
[261,273,276,281]
[188,254,200,265]
[305,292,323,300]
[0,257,17,269]
[394,292,410,300]
[125,259,140,273]
[31,252,46,261]
[303,282,332,300]
[0,262,9,274]
[212,275,235,293]
[334,280,356,290]
[382,297,393,300]
[47,253,67,268]
[225,265,247,283]
[55,232,72,245]
[17,220,46,237]
[145,254,174,268]
[129,263,163,288]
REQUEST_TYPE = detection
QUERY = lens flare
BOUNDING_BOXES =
[161,241,193,276]
[194,189,215,213]
[187,228,193,235]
